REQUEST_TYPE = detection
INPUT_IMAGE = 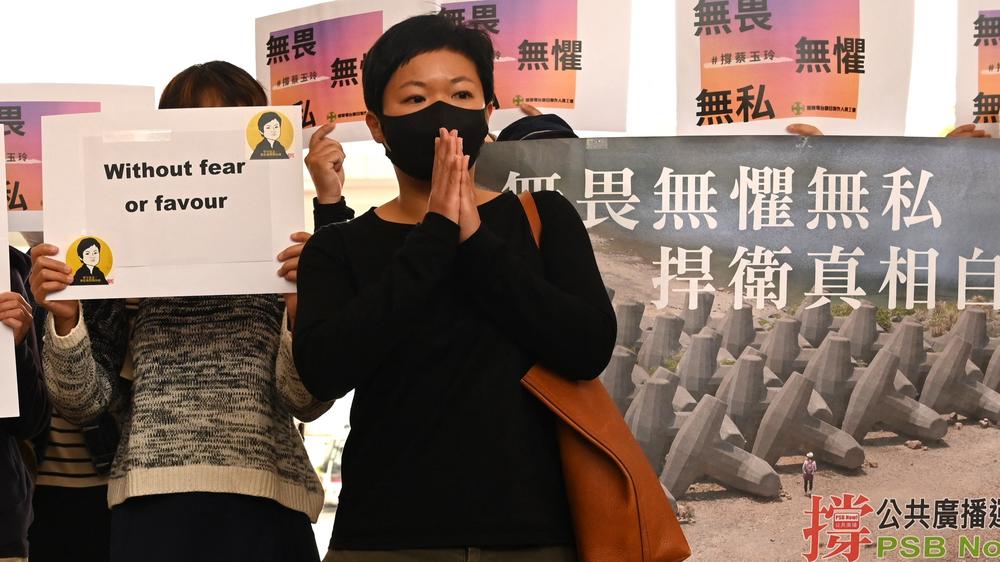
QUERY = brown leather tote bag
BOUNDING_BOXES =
[516,191,691,562]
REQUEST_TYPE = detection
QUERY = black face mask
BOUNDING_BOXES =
[379,101,489,182]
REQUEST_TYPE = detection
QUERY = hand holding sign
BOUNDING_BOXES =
[947,124,992,138]
[305,122,346,204]
[28,244,79,336]
[0,292,33,346]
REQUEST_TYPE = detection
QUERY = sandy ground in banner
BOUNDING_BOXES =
[678,425,1000,562]
[592,237,1000,562]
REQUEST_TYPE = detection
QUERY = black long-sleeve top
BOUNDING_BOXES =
[294,190,616,550]
[1,247,50,558]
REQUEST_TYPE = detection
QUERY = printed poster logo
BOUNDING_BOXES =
[67,236,114,287]
[804,494,1000,561]
[246,110,294,160]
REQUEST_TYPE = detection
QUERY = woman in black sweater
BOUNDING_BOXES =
[294,15,616,562]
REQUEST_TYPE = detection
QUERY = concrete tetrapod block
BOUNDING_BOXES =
[698,326,725,355]
[933,309,996,371]
[883,320,932,391]
[680,292,715,335]
[636,314,684,373]
[751,372,865,470]
[920,338,1000,422]
[600,346,638,415]
[837,302,880,363]
[625,371,746,474]
[720,305,757,358]
[760,318,812,381]
[802,336,858,426]
[660,395,781,499]
[736,346,835,424]
[985,344,1000,392]
[841,348,948,442]
[677,334,723,400]
[615,301,645,350]
[663,485,679,515]
[650,367,698,412]
[716,353,837,445]
[714,355,768,446]
[796,295,834,348]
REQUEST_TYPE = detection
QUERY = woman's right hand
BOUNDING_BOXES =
[426,128,463,225]
[29,244,80,336]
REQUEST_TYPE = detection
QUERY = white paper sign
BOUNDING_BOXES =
[0,133,18,419]
[42,106,305,300]
[256,0,632,142]
[0,84,155,232]
[957,0,1000,135]
[675,0,914,136]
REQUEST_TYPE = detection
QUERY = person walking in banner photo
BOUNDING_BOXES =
[803,452,818,497]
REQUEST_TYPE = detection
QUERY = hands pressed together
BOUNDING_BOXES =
[427,128,481,243]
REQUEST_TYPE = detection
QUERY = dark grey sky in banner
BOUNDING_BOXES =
[477,136,1000,299]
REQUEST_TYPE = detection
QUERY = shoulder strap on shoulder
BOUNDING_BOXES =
[517,191,542,248]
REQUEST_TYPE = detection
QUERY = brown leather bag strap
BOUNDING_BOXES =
[518,191,542,247]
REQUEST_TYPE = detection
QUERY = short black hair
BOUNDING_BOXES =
[257,111,282,133]
[362,14,496,116]
[159,61,268,110]
[77,237,101,259]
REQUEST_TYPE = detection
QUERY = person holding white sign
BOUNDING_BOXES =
[31,61,352,562]
[0,247,49,562]
[294,15,616,562]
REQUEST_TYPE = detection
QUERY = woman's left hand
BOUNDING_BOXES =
[279,232,311,327]
[0,291,33,346]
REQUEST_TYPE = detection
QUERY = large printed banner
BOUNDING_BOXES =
[0,135,17,418]
[957,0,1000,134]
[476,136,1000,561]
[256,0,631,142]
[478,136,999,311]
[42,107,304,300]
[0,85,154,232]
[676,1,914,136]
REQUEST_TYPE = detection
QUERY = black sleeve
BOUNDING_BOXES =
[1,248,50,439]
[293,213,459,400]
[456,191,616,380]
[313,197,356,231]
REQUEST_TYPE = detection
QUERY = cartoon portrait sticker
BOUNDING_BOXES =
[247,110,294,160]
[67,236,113,286]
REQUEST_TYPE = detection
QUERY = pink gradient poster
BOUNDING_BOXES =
[441,0,579,110]
[976,10,1000,123]
[4,100,101,213]
[263,11,382,129]
[696,0,862,126]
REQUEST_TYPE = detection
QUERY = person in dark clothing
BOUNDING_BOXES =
[1,246,50,561]
[293,14,616,562]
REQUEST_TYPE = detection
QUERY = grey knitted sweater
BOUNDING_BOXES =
[42,295,330,521]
